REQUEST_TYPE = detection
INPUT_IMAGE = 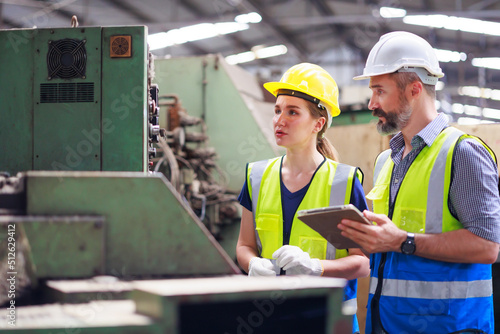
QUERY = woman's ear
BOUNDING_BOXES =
[314,117,326,133]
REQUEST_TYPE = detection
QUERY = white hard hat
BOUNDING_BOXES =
[353,31,444,85]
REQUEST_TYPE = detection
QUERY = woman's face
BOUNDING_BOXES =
[273,95,324,149]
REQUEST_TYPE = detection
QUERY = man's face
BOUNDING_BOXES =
[368,74,412,135]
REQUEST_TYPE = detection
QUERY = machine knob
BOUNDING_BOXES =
[148,146,156,158]
[149,124,160,137]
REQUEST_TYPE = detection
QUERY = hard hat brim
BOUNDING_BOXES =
[353,74,370,81]
[353,66,444,83]
[263,81,341,117]
[263,81,298,97]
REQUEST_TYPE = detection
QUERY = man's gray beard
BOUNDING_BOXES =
[376,104,412,136]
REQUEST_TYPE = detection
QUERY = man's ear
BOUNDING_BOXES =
[411,80,423,97]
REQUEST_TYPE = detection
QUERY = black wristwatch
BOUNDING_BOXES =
[401,232,416,255]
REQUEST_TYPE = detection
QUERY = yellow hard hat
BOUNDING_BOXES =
[263,63,341,121]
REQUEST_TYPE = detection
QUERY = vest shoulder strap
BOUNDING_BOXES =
[373,149,391,187]
[329,161,360,206]
[248,157,279,214]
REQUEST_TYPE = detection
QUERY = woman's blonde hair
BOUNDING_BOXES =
[306,101,340,161]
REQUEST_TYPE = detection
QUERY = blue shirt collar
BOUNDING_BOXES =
[389,113,449,154]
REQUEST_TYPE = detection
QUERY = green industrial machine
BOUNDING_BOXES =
[0,171,350,332]
[0,25,350,333]
[3,171,238,278]
[0,25,155,174]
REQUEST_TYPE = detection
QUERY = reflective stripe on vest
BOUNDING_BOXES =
[369,276,493,299]
[249,159,269,254]
[426,129,463,232]
[326,163,357,260]
[372,149,391,187]
[330,163,354,205]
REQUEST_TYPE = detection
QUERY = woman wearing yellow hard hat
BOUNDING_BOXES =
[236,63,370,333]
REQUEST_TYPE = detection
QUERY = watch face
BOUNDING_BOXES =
[401,232,416,255]
[402,241,416,255]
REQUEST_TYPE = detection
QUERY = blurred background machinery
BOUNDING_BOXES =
[152,54,283,257]
[0,23,349,333]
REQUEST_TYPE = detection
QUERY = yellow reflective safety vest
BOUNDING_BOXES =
[247,156,363,333]
[246,156,362,260]
[365,127,496,334]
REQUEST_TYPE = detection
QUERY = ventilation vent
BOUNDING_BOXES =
[110,35,132,58]
[47,39,87,80]
[40,83,94,103]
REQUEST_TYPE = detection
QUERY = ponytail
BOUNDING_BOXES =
[306,100,340,161]
[317,136,340,161]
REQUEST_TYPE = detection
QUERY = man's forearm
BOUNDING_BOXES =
[414,228,499,264]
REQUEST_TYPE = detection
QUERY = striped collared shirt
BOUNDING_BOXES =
[389,113,500,243]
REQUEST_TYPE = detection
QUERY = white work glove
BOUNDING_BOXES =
[248,257,276,276]
[273,245,323,276]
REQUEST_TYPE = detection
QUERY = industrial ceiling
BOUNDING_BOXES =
[3,0,500,123]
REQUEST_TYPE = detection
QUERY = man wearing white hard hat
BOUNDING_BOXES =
[338,31,500,334]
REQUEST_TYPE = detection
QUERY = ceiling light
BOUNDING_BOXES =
[482,108,500,120]
[235,12,262,24]
[452,103,499,123]
[464,105,482,117]
[148,32,173,50]
[225,51,256,65]
[458,86,482,98]
[225,44,288,64]
[148,22,249,51]
[254,45,287,59]
[215,22,249,35]
[458,85,500,101]
[452,103,465,114]
[379,7,406,18]
[434,49,467,63]
[403,15,500,36]
[472,57,500,70]
[491,90,500,100]
[452,103,487,117]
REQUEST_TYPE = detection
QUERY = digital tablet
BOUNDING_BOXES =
[297,204,371,249]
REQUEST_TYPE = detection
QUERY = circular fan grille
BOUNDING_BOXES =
[47,39,87,79]
[111,37,130,56]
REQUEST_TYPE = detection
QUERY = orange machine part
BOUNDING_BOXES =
[110,35,132,58]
